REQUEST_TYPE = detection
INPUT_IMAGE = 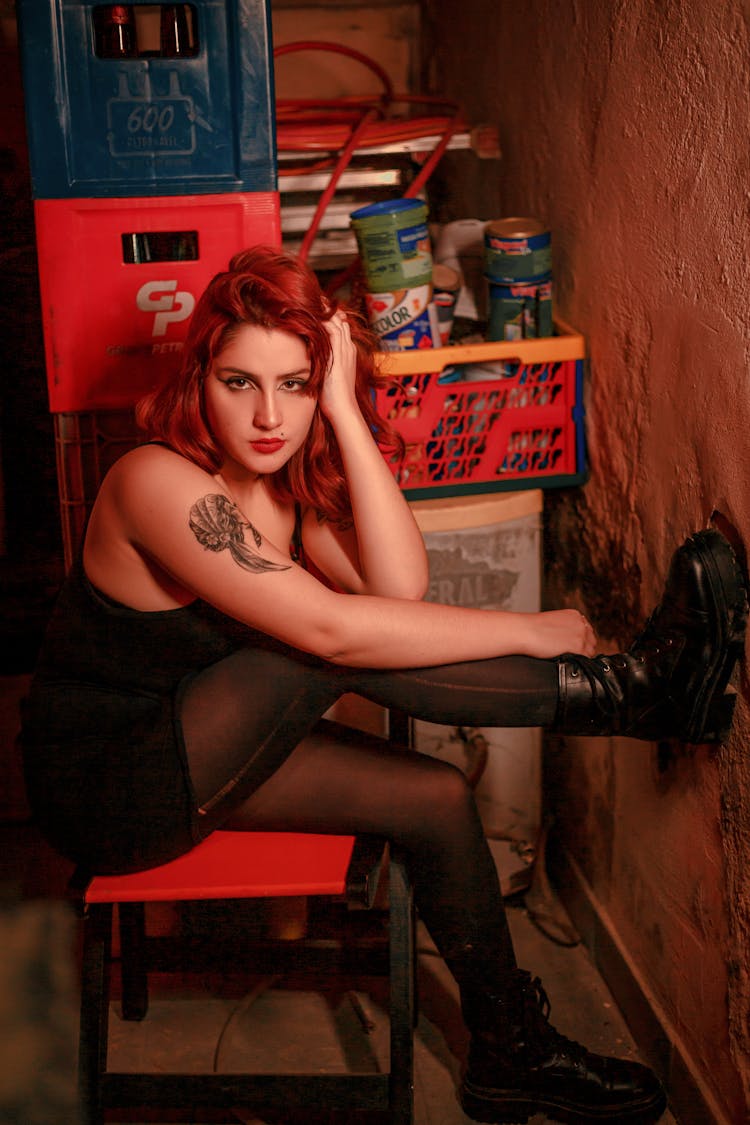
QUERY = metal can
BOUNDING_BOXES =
[484,217,551,284]
[364,285,440,352]
[351,199,433,291]
[487,276,553,341]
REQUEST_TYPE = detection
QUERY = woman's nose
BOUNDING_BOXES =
[254,391,281,430]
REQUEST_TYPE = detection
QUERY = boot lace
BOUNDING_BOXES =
[516,972,590,1063]
[630,608,682,660]
[562,656,619,725]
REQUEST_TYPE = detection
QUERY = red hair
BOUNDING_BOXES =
[136,245,402,522]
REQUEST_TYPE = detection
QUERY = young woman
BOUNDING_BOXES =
[22,246,747,1125]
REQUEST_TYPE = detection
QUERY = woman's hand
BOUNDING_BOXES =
[319,310,359,423]
[303,308,429,599]
[523,609,598,659]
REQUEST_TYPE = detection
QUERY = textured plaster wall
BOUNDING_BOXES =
[423,0,750,1120]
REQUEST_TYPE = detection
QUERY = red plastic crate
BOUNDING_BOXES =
[54,409,141,568]
[375,323,587,498]
[35,192,280,412]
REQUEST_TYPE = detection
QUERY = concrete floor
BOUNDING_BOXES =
[0,818,677,1125]
[101,891,676,1125]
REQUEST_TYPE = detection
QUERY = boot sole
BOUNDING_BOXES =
[459,1078,668,1124]
[682,530,748,743]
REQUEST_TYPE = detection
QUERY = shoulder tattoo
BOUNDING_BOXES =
[189,494,291,574]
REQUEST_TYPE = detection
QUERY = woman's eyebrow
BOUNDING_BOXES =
[215,365,312,379]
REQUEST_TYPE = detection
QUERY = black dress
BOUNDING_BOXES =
[21,555,273,873]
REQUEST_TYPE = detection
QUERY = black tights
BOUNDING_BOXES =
[180,646,560,989]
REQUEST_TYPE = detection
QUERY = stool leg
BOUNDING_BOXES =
[119,902,149,1021]
[78,903,112,1125]
[388,847,415,1125]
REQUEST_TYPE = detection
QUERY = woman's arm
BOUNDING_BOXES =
[111,445,595,667]
[301,312,429,600]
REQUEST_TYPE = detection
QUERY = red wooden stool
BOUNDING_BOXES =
[73,829,415,1124]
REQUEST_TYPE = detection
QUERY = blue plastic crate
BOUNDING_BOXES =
[17,0,277,198]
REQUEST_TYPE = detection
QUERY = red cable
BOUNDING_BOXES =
[403,109,463,198]
[319,107,463,294]
[297,106,379,264]
[277,117,460,156]
[273,42,468,283]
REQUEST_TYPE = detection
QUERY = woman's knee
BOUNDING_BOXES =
[414,756,479,826]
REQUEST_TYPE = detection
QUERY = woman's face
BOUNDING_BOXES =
[203,323,318,479]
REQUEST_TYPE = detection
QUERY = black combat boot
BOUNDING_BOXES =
[554,529,747,743]
[459,970,667,1124]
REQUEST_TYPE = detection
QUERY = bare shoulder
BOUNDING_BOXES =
[90,444,216,546]
[104,443,211,506]
[110,442,208,483]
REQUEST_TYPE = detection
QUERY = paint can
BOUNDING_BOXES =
[487,277,553,341]
[364,284,440,352]
[431,263,462,346]
[484,217,552,284]
[350,198,433,291]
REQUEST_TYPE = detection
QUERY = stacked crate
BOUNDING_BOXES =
[16,0,281,559]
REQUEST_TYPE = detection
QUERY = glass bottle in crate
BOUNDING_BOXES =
[94,5,138,58]
[160,4,192,57]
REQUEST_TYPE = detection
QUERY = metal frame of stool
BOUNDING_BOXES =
[72,832,415,1125]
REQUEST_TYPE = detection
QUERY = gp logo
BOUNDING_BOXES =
[136,280,195,336]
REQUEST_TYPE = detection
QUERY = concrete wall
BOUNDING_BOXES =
[422,1,750,1121]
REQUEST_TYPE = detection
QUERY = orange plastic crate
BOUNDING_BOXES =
[374,322,587,499]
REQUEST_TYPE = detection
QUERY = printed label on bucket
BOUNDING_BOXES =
[356,225,432,288]
[351,199,433,289]
[485,228,552,283]
[365,285,439,352]
[488,278,553,341]
[396,222,432,278]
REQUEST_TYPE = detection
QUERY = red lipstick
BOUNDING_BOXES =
[250,439,285,454]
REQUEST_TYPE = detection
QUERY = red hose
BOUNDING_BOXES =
[273,41,467,272]
[297,106,379,265]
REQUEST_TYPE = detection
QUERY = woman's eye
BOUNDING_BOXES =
[282,379,308,392]
[225,377,250,390]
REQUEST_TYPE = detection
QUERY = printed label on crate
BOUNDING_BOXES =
[364,285,439,352]
[107,74,198,156]
[135,279,196,335]
[101,277,196,360]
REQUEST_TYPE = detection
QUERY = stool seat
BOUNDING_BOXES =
[84,830,358,903]
[74,828,415,1124]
